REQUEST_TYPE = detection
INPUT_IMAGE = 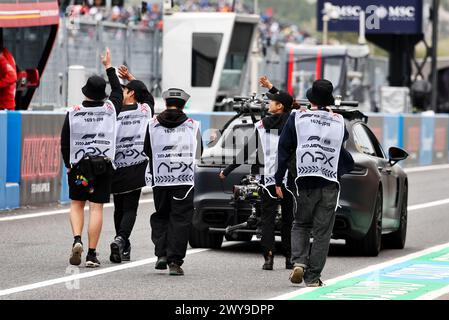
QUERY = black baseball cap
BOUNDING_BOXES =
[123,80,149,95]
[123,80,153,104]
[266,90,294,110]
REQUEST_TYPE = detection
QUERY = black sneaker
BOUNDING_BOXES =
[86,253,101,268]
[306,279,324,287]
[169,262,184,276]
[262,251,274,270]
[69,241,83,266]
[122,244,131,262]
[155,256,168,270]
[110,236,125,264]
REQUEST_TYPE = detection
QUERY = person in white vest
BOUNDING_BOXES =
[108,65,155,263]
[148,88,201,276]
[275,79,354,287]
[219,76,298,271]
[61,48,122,268]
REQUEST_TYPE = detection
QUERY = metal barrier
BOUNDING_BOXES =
[1,111,449,211]
[31,19,163,110]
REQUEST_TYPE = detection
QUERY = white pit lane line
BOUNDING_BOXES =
[0,248,206,297]
[0,240,239,298]
[2,195,449,222]
[0,164,448,223]
[0,199,154,222]
[408,198,449,211]
[403,163,449,173]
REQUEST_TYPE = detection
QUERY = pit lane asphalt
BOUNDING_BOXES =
[1,166,449,300]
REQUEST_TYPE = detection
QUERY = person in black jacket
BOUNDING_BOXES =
[148,88,202,276]
[220,76,298,270]
[109,65,155,263]
[61,48,123,268]
[275,79,355,287]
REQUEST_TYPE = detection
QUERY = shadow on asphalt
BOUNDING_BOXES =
[217,240,362,257]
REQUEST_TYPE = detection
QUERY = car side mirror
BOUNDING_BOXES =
[389,147,408,166]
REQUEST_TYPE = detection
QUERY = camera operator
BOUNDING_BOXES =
[275,79,354,287]
[61,48,122,268]
[109,65,154,264]
[219,76,298,271]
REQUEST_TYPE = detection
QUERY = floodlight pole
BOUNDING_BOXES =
[430,0,440,111]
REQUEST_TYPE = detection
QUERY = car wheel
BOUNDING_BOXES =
[383,184,408,249]
[189,226,224,249]
[348,189,383,256]
[225,233,253,242]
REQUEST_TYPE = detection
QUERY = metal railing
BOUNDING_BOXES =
[31,19,162,110]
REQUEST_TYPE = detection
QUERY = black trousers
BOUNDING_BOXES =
[150,186,194,266]
[260,184,294,256]
[113,189,141,247]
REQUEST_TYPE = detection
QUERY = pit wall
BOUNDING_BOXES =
[0,111,447,210]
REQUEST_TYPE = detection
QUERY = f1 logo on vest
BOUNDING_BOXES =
[308,136,321,142]
[120,135,139,143]
[301,151,335,168]
[162,145,176,151]
[162,145,190,151]
[307,136,332,146]
[82,133,105,140]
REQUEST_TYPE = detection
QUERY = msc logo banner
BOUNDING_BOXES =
[317,0,423,35]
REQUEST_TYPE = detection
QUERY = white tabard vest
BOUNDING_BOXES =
[68,101,117,167]
[115,103,152,168]
[294,110,345,184]
[148,117,200,187]
[255,120,287,187]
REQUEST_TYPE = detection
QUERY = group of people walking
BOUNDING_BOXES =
[62,49,199,275]
[62,49,354,285]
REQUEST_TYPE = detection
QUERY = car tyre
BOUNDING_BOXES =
[347,189,383,256]
[383,184,407,249]
[189,226,224,249]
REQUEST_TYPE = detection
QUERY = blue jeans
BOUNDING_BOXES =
[291,183,339,283]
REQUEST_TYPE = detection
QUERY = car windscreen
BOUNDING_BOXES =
[201,123,258,166]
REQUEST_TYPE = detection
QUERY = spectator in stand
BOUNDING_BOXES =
[61,0,309,46]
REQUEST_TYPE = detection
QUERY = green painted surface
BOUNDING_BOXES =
[288,247,449,300]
